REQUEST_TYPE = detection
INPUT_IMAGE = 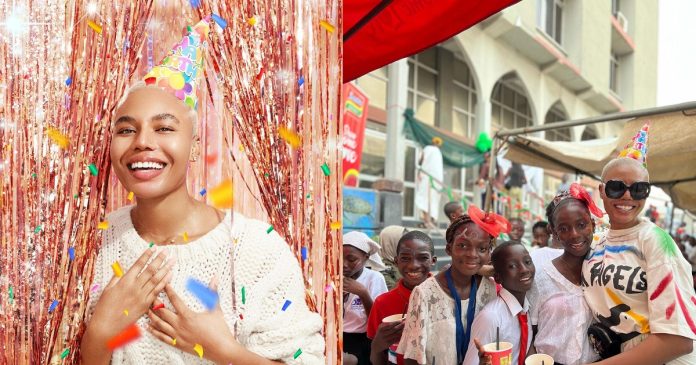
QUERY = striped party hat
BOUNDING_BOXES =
[618,123,649,167]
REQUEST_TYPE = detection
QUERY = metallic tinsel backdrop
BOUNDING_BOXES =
[0,0,341,363]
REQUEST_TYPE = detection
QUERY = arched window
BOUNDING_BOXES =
[581,125,599,140]
[544,102,571,141]
[491,73,533,131]
[452,57,477,137]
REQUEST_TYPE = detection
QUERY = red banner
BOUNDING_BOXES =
[342,83,369,186]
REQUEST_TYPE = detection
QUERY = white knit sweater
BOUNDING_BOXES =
[86,205,325,364]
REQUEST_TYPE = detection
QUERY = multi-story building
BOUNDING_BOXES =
[352,0,658,225]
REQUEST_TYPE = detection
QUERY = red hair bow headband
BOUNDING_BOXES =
[552,183,604,218]
[467,205,511,238]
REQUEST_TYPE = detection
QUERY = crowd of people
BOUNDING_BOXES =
[343,125,696,365]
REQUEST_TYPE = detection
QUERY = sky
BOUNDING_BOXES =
[657,0,696,106]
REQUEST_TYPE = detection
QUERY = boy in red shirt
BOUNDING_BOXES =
[367,230,436,365]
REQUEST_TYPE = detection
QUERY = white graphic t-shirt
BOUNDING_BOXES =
[582,218,696,364]
[344,268,388,333]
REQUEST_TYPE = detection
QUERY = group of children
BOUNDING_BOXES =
[343,125,696,365]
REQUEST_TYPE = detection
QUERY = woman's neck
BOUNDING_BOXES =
[131,186,199,243]
[449,267,474,289]
[610,218,642,230]
[554,251,584,285]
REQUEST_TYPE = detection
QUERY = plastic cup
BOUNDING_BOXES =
[482,342,513,365]
[382,313,405,323]
[525,353,554,365]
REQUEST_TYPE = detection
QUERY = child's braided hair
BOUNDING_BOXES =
[445,214,496,247]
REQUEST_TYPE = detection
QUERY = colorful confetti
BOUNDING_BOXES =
[46,127,70,149]
[34,225,41,233]
[106,323,141,350]
[208,179,233,209]
[301,246,308,260]
[325,282,335,292]
[60,348,70,359]
[65,77,72,86]
[279,126,301,148]
[86,20,102,34]
[282,300,292,311]
[193,344,204,358]
[127,191,134,201]
[211,14,227,29]
[306,194,311,199]
[298,76,305,87]
[152,303,165,311]
[172,338,177,346]
[266,225,274,234]
[321,163,330,176]
[48,299,59,313]
[293,348,302,359]
[111,261,123,277]
[123,309,129,316]
[248,16,257,26]
[149,242,154,248]
[319,20,335,33]
[98,221,109,230]
[330,221,342,230]
[241,286,246,304]
[88,163,98,176]
[199,188,207,197]
[186,277,219,310]
[68,247,75,261]
[182,232,189,242]
[90,284,100,293]
[9,285,13,301]
[189,0,201,8]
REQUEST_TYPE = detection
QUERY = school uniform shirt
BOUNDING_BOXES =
[528,259,599,365]
[530,246,562,264]
[582,218,696,365]
[344,268,389,333]
[367,280,413,365]
[397,276,496,365]
[462,288,532,365]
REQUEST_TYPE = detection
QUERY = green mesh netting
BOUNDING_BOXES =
[403,108,484,168]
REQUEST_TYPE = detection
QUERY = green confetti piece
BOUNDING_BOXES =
[149,242,154,248]
[60,348,70,359]
[9,285,13,301]
[73,194,78,198]
[31,173,37,178]
[266,225,274,234]
[88,163,98,176]
[321,163,330,176]
[654,226,678,257]
[306,194,311,199]
[34,225,42,233]
[241,286,246,304]
[293,348,302,359]
[264,172,269,178]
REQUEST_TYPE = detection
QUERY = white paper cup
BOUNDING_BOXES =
[382,314,405,323]
[525,353,554,365]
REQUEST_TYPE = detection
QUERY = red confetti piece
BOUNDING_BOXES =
[152,303,165,311]
[106,323,141,350]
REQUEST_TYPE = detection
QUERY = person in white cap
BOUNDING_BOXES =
[343,231,389,365]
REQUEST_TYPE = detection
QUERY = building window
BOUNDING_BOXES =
[491,75,533,131]
[452,58,477,138]
[544,102,571,141]
[407,48,439,126]
[610,52,619,94]
[612,0,620,17]
[581,125,599,140]
[355,67,388,110]
[540,0,564,44]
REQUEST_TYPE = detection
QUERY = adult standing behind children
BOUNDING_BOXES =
[344,231,389,365]
[581,125,696,365]
[416,137,444,229]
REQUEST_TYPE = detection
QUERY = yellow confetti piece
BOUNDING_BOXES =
[111,261,123,277]
[171,338,177,346]
[193,343,204,358]
[87,20,103,34]
[127,191,134,201]
[46,127,70,149]
[98,221,109,230]
[123,309,128,316]
[278,127,301,148]
[319,20,335,33]
[248,16,257,26]
[330,221,342,230]
[238,144,245,152]
[182,232,189,242]
[209,179,233,209]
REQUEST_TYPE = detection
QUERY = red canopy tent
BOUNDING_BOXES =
[344,0,521,82]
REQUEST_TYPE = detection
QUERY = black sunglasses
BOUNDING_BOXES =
[604,180,651,200]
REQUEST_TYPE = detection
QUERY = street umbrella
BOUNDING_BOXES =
[344,0,521,82]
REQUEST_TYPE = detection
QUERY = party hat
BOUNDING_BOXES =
[143,17,211,110]
[618,123,649,167]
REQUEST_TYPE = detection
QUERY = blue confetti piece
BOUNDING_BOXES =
[48,299,59,313]
[301,247,308,261]
[65,77,72,86]
[211,14,228,30]
[298,76,305,87]
[186,277,219,311]
[282,299,292,311]
[199,188,207,197]
[189,0,200,8]
[68,247,75,261]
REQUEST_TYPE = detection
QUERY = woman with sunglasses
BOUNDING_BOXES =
[581,125,696,365]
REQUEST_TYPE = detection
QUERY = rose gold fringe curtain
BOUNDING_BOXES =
[0,0,341,363]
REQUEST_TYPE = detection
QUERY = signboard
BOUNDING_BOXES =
[342,83,369,187]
